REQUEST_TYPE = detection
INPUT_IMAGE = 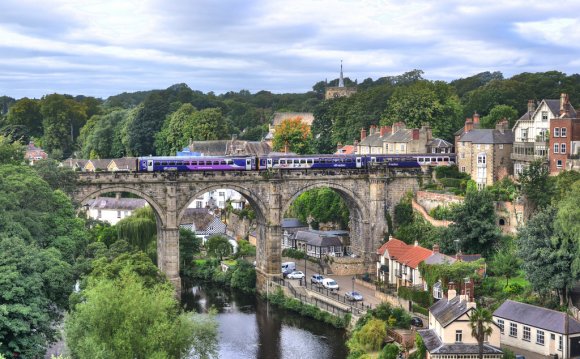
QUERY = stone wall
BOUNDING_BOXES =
[226,212,251,240]
[329,257,369,276]
[416,190,463,212]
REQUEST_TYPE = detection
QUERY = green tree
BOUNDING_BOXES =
[0,136,24,165]
[65,271,218,359]
[5,97,43,138]
[155,103,196,155]
[206,235,233,260]
[378,343,400,359]
[555,181,580,277]
[180,228,201,270]
[519,159,554,213]
[116,206,157,258]
[469,307,494,359]
[490,250,521,287]
[272,117,313,154]
[287,188,350,229]
[480,104,518,129]
[517,206,575,305]
[443,189,500,257]
[347,318,386,352]
[40,94,87,158]
[126,93,169,156]
[78,109,131,158]
[230,260,257,292]
[189,108,228,141]
[32,158,77,195]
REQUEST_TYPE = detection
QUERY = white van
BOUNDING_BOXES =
[322,278,339,291]
[281,262,296,276]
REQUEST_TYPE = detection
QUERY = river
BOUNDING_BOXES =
[181,281,349,359]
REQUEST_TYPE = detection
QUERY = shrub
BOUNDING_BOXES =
[397,287,431,308]
[439,177,462,188]
[282,248,306,259]
[412,304,429,316]
[503,283,524,296]
[379,343,400,359]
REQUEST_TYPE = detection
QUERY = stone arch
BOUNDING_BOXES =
[77,185,166,228]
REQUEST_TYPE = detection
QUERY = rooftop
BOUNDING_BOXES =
[419,329,503,355]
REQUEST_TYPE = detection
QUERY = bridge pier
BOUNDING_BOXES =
[158,227,181,295]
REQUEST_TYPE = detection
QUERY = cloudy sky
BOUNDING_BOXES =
[2,0,580,99]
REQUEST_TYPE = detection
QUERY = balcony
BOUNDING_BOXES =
[511,142,548,162]
[395,269,407,278]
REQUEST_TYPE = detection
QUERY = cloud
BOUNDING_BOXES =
[0,0,579,98]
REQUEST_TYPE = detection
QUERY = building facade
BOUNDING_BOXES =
[357,123,439,155]
[86,195,148,225]
[549,94,580,174]
[376,236,434,288]
[324,62,357,100]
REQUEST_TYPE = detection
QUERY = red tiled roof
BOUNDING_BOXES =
[380,237,409,259]
[397,245,433,269]
[377,241,389,255]
[335,145,355,155]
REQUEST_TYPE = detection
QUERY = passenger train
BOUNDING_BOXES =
[136,153,455,172]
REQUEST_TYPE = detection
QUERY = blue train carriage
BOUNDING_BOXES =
[138,156,256,172]
[258,154,365,170]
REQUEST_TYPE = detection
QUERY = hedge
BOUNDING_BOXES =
[439,178,462,188]
[412,304,429,316]
[397,287,432,308]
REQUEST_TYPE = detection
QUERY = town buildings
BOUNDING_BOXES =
[549,94,580,174]
[455,115,514,188]
[85,195,148,225]
[24,141,48,164]
[493,300,580,359]
[179,208,227,242]
[357,123,447,155]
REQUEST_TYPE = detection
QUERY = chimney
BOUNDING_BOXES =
[414,240,419,247]
[447,281,457,300]
[360,128,367,141]
[560,93,568,115]
[388,235,394,241]
[115,192,121,200]
[473,112,480,125]
[393,122,405,133]
[461,277,475,302]
[380,126,390,137]
[370,125,377,135]
[412,128,420,140]
[496,118,509,133]
[456,250,463,262]
[433,244,440,253]
[336,142,343,151]
[354,140,359,147]
[528,100,536,114]
[464,118,474,133]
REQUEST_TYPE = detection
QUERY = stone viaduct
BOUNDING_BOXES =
[73,168,424,294]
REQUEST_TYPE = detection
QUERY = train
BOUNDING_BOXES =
[136,153,455,172]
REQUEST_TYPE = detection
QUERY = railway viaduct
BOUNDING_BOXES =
[73,168,425,294]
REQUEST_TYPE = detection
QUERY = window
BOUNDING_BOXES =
[557,160,563,168]
[554,143,559,153]
[554,127,560,137]
[510,323,518,337]
[485,145,490,150]
[455,330,463,343]
[499,144,504,149]
[537,330,544,345]
[523,326,530,341]
[196,201,202,208]
[477,154,486,165]
[461,166,466,173]
[497,319,504,334]
[219,192,225,197]
[561,127,567,137]
[97,210,102,218]
[542,111,548,121]
[477,144,481,149]
[561,143,566,154]
[461,153,465,159]
[117,211,121,218]
[559,335,563,351]
[521,128,528,141]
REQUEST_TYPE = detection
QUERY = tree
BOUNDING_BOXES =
[555,181,580,277]
[65,271,218,359]
[5,98,43,138]
[40,94,87,158]
[0,136,24,165]
[188,108,228,141]
[469,307,494,359]
[126,93,169,156]
[180,228,201,270]
[347,318,386,352]
[519,159,554,213]
[116,206,157,260]
[480,105,518,129]
[272,117,312,154]
[517,206,575,305]
[155,103,196,155]
[32,158,77,195]
[206,235,233,260]
[78,109,131,158]
[379,343,400,359]
[443,189,500,257]
[287,188,350,229]
[490,250,520,286]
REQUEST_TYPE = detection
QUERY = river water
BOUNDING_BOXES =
[181,281,349,359]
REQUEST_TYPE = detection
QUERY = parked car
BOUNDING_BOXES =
[410,316,423,327]
[322,278,339,291]
[311,274,325,285]
[345,291,363,301]
[287,271,305,280]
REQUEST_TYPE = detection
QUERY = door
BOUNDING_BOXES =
[267,158,273,169]
[147,160,154,172]
[246,158,252,171]
[356,157,362,168]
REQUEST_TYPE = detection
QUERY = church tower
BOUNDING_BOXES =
[325,61,357,100]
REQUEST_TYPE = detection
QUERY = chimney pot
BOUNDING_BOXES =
[360,128,367,141]
[473,112,480,124]
[412,128,420,140]
[528,100,536,113]
[433,244,440,253]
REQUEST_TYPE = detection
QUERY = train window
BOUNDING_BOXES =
[274,160,279,164]
[154,161,160,166]
[220,161,226,165]
[307,159,313,164]
[346,158,352,162]
[162,161,168,165]
[437,158,443,162]
[227,160,233,165]
[280,160,286,164]
[314,159,319,163]
[300,159,306,164]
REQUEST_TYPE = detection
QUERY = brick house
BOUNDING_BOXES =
[455,114,514,188]
[419,282,503,359]
[549,93,580,174]
[24,141,48,165]
[493,300,580,359]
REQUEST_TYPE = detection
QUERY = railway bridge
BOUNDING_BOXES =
[73,168,424,294]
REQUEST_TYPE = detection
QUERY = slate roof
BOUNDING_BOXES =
[427,138,453,148]
[272,112,315,126]
[86,159,112,170]
[281,218,307,229]
[384,129,413,143]
[87,197,148,210]
[493,299,580,335]
[359,132,383,147]
[458,128,514,144]
[294,230,343,247]
[430,295,472,328]
[61,158,88,169]
[544,99,577,119]
[188,140,271,156]
[419,329,503,355]
[180,208,216,230]
[424,252,457,265]
[459,254,483,262]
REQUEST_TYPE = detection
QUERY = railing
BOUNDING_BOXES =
[395,269,407,278]
[511,142,548,162]
[304,281,373,313]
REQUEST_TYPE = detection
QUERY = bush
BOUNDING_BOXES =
[230,260,256,292]
[282,248,306,259]
[435,165,469,180]
[503,283,524,296]
[379,343,400,359]
[412,304,429,316]
[439,177,462,188]
[397,287,431,308]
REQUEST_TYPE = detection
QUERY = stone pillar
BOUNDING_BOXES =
[256,222,282,293]
[158,184,181,294]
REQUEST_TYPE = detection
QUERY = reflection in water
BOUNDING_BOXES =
[182,280,348,359]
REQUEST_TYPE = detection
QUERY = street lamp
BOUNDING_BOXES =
[304,251,308,287]
[352,276,355,293]
[453,239,460,254]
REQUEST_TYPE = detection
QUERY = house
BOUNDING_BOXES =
[108,157,137,172]
[180,208,227,242]
[511,99,557,176]
[549,93,580,174]
[264,112,315,145]
[187,139,271,157]
[86,195,148,225]
[189,189,246,210]
[418,282,503,359]
[61,158,87,171]
[324,62,357,100]
[455,114,514,188]
[375,236,434,288]
[357,123,443,155]
[24,141,48,164]
[280,218,309,249]
[493,300,580,359]
[84,159,112,172]
[335,143,357,155]
[294,230,345,258]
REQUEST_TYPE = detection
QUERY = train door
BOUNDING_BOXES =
[147,160,154,172]
[246,158,252,170]
[356,157,362,168]
[267,158,273,169]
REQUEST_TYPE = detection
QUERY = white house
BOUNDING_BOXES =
[86,196,148,225]
[493,300,580,359]
[189,189,246,210]
[179,208,227,243]
[376,236,434,288]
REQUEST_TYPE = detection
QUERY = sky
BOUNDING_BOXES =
[2,0,580,99]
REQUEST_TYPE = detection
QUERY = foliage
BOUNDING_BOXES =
[206,235,233,260]
[287,188,350,229]
[234,239,256,258]
[0,236,74,358]
[89,251,167,289]
[347,318,386,352]
[180,228,201,270]
[40,94,87,158]
[553,171,580,203]
[397,286,432,308]
[429,205,456,221]
[435,164,470,180]
[0,136,24,165]
[362,302,411,329]
[5,97,43,139]
[488,177,518,202]
[272,117,313,154]
[442,189,500,257]
[282,248,307,260]
[393,194,413,229]
[394,214,442,248]
[126,93,169,156]
[116,206,157,260]
[556,181,580,277]
[469,307,494,359]
[230,260,257,292]
[379,343,400,359]
[419,259,484,294]
[65,271,218,359]
[32,158,77,195]
[78,108,132,158]
[490,250,521,286]
[480,104,518,129]
[519,159,554,213]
